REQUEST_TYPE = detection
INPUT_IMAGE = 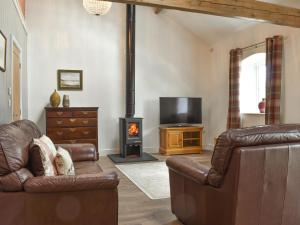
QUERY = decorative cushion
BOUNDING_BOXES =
[32,138,57,176]
[55,147,75,176]
[28,144,46,176]
[40,135,57,159]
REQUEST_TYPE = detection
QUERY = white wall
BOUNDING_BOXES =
[26,0,212,154]
[207,23,300,144]
[0,0,28,124]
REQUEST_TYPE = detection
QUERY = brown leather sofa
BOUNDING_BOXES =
[167,124,300,225]
[0,120,119,225]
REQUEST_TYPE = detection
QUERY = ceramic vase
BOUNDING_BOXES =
[258,98,266,113]
[50,90,61,107]
[63,95,70,108]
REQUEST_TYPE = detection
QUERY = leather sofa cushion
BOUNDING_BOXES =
[0,168,33,192]
[57,144,98,162]
[167,156,209,184]
[74,161,103,175]
[12,119,42,139]
[24,172,119,193]
[208,124,300,187]
[0,124,30,176]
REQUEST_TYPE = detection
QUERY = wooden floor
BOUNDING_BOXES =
[98,151,212,225]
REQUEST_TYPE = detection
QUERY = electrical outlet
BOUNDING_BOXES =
[8,87,12,96]
[8,99,11,107]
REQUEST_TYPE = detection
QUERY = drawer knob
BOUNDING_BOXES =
[70,128,77,132]
[70,140,76,144]
[83,111,89,115]
[57,131,63,136]
[57,112,63,116]
[83,131,90,135]
[82,120,89,125]
[70,119,77,123]
[56,120,63,125]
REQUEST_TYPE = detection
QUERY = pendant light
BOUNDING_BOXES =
[83,0,112,16]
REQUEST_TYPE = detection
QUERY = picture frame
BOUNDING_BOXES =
[57,69,83,91]
[0,30,7,72]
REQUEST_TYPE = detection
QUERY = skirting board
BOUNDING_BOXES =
[100,147,158,156]
[99,145,214,156]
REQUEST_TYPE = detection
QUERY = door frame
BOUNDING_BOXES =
[11,35,23,120]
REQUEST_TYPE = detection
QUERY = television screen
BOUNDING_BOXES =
[160,97,202,125]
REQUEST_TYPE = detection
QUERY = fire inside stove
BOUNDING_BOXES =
[128,123,139,137]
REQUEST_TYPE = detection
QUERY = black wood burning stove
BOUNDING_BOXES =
[119,117,143,157]
[119,5,144,158]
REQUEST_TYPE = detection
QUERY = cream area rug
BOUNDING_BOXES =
[116,162,170,200]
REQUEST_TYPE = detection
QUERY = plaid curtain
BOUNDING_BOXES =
[265,36,283,125]
[227,48,242,130]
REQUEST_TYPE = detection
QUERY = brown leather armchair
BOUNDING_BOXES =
[167,124,300,225]
[0,120,119,225]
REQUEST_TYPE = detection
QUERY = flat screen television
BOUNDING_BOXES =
[160,97,202,125]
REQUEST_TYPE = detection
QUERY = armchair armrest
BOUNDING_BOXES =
[56,143,98,162]
[24,172,119,193]
[166,156,210,185]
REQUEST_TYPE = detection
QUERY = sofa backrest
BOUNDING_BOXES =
[233,142,300,225]
[12,119,42,139]
[0,120,42,191]
[208,124,300,187]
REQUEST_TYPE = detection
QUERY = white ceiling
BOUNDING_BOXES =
[165,11,257,45]
[164,0,300,45]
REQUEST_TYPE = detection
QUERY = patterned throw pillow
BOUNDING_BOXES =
[32,138,57,176]
[55,147,75,176]
[40,135,57,159]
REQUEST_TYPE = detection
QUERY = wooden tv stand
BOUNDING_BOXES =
[159,126,203,155]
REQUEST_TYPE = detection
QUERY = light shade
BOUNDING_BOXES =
[83,0,112,15]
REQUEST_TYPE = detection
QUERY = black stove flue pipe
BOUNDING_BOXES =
[125,4,136,118]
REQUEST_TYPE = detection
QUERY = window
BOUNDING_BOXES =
[240,53,266,114]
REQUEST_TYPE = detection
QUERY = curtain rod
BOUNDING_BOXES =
[242,41,265,51]
[242,36,288,51]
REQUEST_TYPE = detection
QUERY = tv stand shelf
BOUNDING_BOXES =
[159,126,203,155]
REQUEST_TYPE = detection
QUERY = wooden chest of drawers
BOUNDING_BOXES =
[45,107,99,154]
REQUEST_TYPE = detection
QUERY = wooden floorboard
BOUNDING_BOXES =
[98,151,212,225]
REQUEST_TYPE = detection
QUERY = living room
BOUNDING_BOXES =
[1,0,300,225]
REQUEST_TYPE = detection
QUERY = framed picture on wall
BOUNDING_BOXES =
[0,30,7,72]
[57,69,83,91]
